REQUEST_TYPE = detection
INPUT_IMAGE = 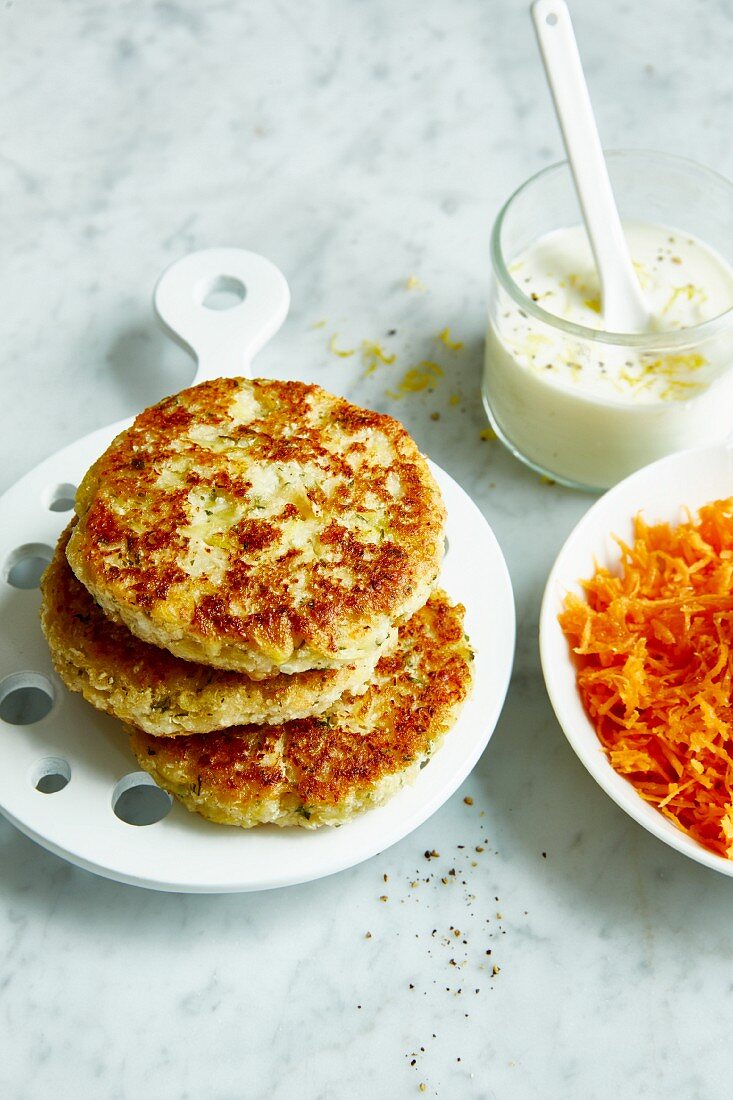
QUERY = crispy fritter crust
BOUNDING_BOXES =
[41,523,388,735]
[67,378,445,678]
[128,591,473,828]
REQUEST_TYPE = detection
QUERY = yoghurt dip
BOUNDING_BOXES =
[484,220,733,488]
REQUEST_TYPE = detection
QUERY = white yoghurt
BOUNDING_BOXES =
[484,221,733,488]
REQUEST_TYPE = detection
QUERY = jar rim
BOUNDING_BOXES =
[490,149,733,348]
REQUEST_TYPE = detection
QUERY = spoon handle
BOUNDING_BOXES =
[531,0,650,333]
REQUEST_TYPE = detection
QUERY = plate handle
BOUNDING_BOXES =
[153,248,290,381]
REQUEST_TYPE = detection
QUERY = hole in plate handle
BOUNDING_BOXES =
[199,275,247,312]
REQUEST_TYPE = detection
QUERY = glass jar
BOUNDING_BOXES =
[483,151,733,490]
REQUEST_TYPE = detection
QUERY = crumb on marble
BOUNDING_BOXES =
[328,333,356,357]
[362,339,396,376]
[387,361,443,399]
[437,326,464,352]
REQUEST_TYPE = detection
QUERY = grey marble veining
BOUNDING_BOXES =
[1,1,732,1097]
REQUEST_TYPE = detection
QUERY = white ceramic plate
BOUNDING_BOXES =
[0,437,514,892]
[540,443,733,876]
[0,249,516,892]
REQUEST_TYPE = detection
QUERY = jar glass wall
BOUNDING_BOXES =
[483,151,733,491]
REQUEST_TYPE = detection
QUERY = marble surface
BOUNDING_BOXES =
[2,1,733,1096]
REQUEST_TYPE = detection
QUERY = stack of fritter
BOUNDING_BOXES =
[40,377,473,828]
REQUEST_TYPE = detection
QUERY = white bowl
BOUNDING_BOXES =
[540,443,733,876]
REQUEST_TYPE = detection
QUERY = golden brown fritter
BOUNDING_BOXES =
[41,523,387,735]
[128,591,473,828]
[67,377,445,678]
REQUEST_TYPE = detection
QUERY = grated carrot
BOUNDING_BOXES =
[559,498,733,859]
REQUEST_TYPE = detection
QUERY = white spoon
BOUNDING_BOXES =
[531,0,652,333]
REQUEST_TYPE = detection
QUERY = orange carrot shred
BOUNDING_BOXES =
[559,498,733,859]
